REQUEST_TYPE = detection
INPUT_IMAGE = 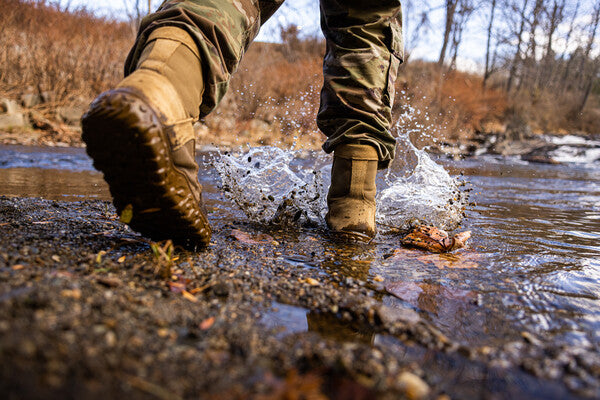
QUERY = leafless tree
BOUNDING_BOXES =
[438,0,459,67]
[483,0,497,87]
[123,0,153,33]
[575,2,600,113]
[505,0,530,92]
[448,0,475,70]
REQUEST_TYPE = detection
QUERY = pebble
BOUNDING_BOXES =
[105,331,117,347]
[397,371,431,400]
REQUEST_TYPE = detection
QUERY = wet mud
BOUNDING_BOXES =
[1,195,598,399]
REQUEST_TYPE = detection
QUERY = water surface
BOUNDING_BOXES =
[1,144,598,355]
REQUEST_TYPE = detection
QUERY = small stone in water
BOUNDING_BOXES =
[304,277,319,286]
[397,371,430,400]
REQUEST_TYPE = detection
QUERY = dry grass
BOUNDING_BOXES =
[0,0,597,148]
[0,0,131,107]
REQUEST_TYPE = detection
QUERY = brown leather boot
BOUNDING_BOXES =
[326,144,378,239]
[82,27,211,248]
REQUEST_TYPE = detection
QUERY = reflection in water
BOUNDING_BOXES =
[0,167,110,201]
[307,312,374,344]
[261,303,375,344]
[261,302,308,338]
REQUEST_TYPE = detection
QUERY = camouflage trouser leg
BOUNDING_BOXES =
[124,0,284,118]
[318,0,403,169]
[124,0,403,168]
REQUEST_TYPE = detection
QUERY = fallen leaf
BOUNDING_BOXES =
[120,204,133,224]
[199,316,215,330]
[11,264,25,270]
[230,229,273,245]
[182,290,198,303]
[95,251,107,264]
[51,255,61,262]
[117,256,126,263]
[61,289,81,299]
[401,226,471,253]
[168,281,186,294]
[190,283,213,294]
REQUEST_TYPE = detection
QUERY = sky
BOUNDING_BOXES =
[55,0,599,73]
[57,0,455,61]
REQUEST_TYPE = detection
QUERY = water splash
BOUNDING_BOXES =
[212,99,468,234]
[374,100,469,233]
[213,146,328,226]
[376,134,468,234]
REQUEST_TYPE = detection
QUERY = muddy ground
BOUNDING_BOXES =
[0,196,598,399]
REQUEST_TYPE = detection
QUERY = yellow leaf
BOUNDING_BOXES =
[95,250,107,264]
[61,289,81,299]
[120,204,133,224]
[182,290,198,303]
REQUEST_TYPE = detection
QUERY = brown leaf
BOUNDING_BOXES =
[182,290,198,303]
[450,230,472,250]
[199,316,215,330]
[61,289,81,299]
[230,229,273,245]
[401,225,471,253]
[168,281,186,294]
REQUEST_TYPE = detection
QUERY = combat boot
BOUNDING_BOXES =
[326,144,378,239]
[82,27,211,247]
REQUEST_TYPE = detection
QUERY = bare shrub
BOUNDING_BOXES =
[0,0,131,106]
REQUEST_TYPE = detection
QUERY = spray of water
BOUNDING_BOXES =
[375,99,469,233]
[212,95,468,234]
[213,146,329,226]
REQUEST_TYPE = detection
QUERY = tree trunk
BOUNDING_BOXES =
[576,59,599,115]
[577,2,600,90]
[519,0,544,91]
[558,1,581,90]
[483,0,497,88]
[506,0,530,92]
[438,0,458,67]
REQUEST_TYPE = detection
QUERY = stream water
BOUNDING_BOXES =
[0,137,599,369]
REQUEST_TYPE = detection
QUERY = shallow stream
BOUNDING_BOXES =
[0,139,599,366]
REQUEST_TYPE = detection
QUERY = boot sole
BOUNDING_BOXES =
[81,89,211,248]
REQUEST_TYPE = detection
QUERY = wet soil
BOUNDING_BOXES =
[1,195,597,399]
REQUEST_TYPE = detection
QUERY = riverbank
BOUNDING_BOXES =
[1,121,598,166]
[2,195,596,399]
